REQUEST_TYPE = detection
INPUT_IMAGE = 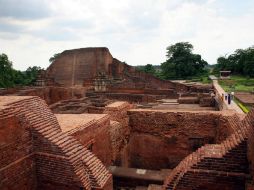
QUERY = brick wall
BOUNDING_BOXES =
[65,116,113,167]
[163,112,253,190]
[47,48,113,86]
[127,110,222,170]
[109,121,126,165]
[108,59,212,93]
[91,92,167,103]
[243,109,254,184]
[0,86,86,105]
[104,101,134,127]
[0,107,37,189]
[0,96,113,190]
[104,102,134,165]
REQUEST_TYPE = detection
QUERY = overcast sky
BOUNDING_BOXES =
[0,0,254,71]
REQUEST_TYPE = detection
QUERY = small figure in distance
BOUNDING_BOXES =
[228,93,231,105]
[221,93,224,102]
[231,91,234,100]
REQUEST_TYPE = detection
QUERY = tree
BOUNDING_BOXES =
[138,64,156,75]
[161,42,208,79]
[49,53,61,63]
[144,64,155,74]
[214,46,254,77]
[0,53,42,88]
[24,66,42,85]
[0,53,15,87]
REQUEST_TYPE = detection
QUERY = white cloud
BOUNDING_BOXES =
[0,0,254,70]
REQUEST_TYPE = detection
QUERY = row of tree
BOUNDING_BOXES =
[0,53,41,88]
[1,43,253,88]
[138,43,254,79]
[214,47,254,77]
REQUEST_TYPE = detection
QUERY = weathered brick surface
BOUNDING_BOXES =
[0,107,36,190]
[243,109,254,183]
[175,169,245,190]
[163,110,254,190]
[0,154,37,190]
[104,102,134,165]
[127,110,222,170]
[47,48,113,86]
[109,121,124,165]
[104,101,134,127]
[0,96,113,190]
[44,47,213,97]
[108,59,212,93]
[0,86,89,105]
[63,115,113,166]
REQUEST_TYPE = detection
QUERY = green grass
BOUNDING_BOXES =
[218,75,254,112]
[219,75,254,92]
[238,103,250,113]
[234,98,251,113]
[188,75,212,84]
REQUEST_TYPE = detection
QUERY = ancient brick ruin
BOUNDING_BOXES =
[1,47,254,190]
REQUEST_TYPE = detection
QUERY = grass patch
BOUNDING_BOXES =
[188,75,212,84]
[238,103,250,113]
[234,98,250,113]
[219,75,254,92]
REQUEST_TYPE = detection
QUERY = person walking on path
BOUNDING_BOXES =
[231,91,234,100]
[228,93,231,105]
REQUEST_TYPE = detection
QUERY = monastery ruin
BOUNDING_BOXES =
[0,47,254,190]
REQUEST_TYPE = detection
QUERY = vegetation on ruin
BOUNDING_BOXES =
[0,53,41,88]
[49,53,61,63]
[213,46,254,77]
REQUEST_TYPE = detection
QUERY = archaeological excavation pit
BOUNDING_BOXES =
[1,47,253,190]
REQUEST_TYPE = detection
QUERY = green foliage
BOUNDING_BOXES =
[137,64,156,75]
[214,46,254,77]
[0,53,42,88]
[24,66,42,84]
[49,53,61,63]
[161,42,208,79]
[0,53,15,87]
[219,75,254,92]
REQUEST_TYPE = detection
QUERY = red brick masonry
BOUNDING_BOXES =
[163,110,254,190]
[0,96,112,190]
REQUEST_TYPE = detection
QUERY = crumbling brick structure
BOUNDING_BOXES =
[126,110,231,170]
[0,86,87,105]
[163,110,254,190]
[1,97,254,189]
[104,102,135,165]
[47,48,113,86]
[2,47,253,190]
[0,96,112,190]
[46,47,213,96]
